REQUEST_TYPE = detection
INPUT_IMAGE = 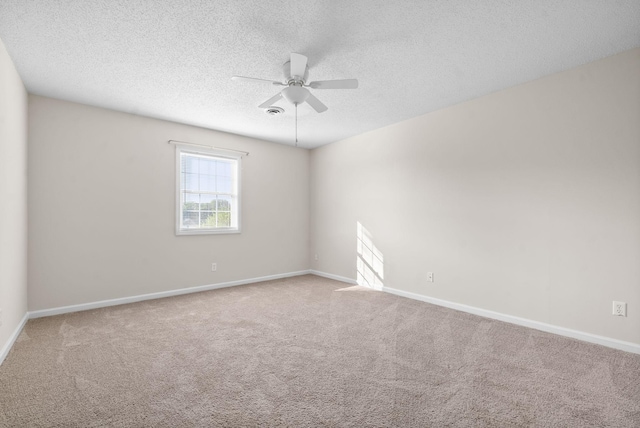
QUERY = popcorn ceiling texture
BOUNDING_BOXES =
[0,1,639,148]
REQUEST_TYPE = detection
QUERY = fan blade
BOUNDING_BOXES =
[232,76,284,86]
[308,79,358,89]
[290,53,307,79]
[258,92,283,108]
[305,93,328,113]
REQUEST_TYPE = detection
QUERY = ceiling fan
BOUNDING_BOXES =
[232,53,358,114]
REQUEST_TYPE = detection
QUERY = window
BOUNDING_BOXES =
[176,146,240,235]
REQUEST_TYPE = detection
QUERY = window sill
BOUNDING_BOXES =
[176,228,241,236]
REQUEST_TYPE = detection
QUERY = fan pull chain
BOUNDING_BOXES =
[295,103,298,147]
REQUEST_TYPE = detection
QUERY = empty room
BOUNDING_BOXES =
[1,1,639,426]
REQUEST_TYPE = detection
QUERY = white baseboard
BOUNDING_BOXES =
[381,286,640,355]
[0,312,29,366]
[309,270,357,285]
[10,270,638,365]
[29,270,312,319]
[307,271,640,354]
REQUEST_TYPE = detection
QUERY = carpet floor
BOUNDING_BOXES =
[1,274,639,427]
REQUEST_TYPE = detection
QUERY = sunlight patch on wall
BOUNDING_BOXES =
[356,222,384,290]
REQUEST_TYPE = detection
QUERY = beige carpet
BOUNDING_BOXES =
[1,274,639,427]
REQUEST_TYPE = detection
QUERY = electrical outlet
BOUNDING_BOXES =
[612,301,626,317]
[211,263,217,272]
[427,272,434,282]
[314,254,318,261]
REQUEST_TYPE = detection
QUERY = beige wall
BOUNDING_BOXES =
[0,39,28,349]
[310,48,640,345]
[28,96,309,311]
[19,47,640,347]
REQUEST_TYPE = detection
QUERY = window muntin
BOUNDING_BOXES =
[176,147,240,234]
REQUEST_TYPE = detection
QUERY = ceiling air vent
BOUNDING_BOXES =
[265,106,284,116]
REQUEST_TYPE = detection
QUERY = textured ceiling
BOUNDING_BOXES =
[1,1,639,148]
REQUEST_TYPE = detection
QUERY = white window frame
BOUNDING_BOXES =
[175,145,241,235]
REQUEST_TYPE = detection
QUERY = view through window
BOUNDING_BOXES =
[176,147,240,234]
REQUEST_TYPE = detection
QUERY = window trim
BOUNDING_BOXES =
[175,145,242,236]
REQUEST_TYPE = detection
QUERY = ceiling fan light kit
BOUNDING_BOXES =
[232,52,358,145]
[281,85,309,105]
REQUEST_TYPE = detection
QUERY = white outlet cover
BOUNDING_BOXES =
[612,301,627,317]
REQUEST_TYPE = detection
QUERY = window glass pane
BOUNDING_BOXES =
[200,211,215,227]
[183,193,199,210]
[217,196,232,211]
[217,161,232,177]
[185,193,199,203]
[182,211,199,228]
[217,177,232,193]
[200,158,216,176]
[217,212,230,227]
[184,155,199,174]
[184,173,199,191]
[200,195,216,211]
[199,175,216,192]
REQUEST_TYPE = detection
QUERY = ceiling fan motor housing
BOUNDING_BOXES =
[283,60,309,83]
